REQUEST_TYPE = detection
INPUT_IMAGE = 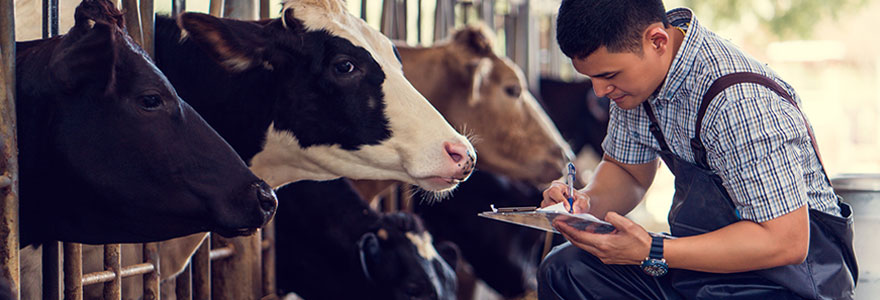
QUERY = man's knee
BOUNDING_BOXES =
[538,243,600,299]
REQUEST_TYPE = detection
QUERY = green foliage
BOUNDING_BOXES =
[680,0,870,38]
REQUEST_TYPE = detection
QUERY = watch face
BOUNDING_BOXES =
[641,259,668,277]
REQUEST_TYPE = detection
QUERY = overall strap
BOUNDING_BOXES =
[693,72,828,180]
[642,101,672,152]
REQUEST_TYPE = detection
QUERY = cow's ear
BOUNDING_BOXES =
[358,232,381,281]
[50,15,116,94]
[280,7,305,32]
[178,12,266,72]
[451,24,493,56]
[465,58,492,106]
[434,241,460,271]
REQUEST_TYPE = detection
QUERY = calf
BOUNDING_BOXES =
[394,24,572,185]
[413,170,563,299]
[156,0,475,191]
[274,179,459,300]
[14,0,275,245]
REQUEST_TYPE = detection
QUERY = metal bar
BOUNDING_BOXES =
[119,263,155,278]
[172,0,186,18]
[224,0,258,20]
[41,0,59,38]
[82,262,157,286]
[103,244,121,300]
[81,271,116,286]
[416,0,422,43]
[63,243,83,300]
[122,0,143,47]
[139,0,155,58]
[208,246,235,261]
[143,243,160,300]
[211,234,261,300]
[192,235,210,300]
[259,0,269,19]
[175,262,192,300]
[42,241,62,300]
[209,0,224,17]
[261,221,275,297]
[0,0,18,296]
[360,0,367,20]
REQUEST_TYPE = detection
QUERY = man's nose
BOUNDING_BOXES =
[592,80,614,98]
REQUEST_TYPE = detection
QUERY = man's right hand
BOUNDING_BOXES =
[541,180,590,214]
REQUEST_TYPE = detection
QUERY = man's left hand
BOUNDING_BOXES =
[554,212,652,265]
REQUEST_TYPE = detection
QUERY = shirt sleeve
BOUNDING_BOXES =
[601,103,658,165]
[703,92,812,223]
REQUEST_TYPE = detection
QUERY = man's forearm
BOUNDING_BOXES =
[584,157,657,218]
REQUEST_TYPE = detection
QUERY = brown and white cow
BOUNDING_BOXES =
[395,24,572,186]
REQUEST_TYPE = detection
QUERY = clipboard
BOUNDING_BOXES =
[479,203,676,238]
[478,203,615,234]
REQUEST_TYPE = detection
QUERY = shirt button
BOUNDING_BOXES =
[633,132,640,139]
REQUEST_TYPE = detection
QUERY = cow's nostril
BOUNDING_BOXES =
[444,141,467,164]
[255,182,278,213]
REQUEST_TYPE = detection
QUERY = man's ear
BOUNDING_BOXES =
[178,12,268,72]
[645,25,670,54]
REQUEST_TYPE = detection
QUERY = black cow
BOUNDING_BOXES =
[154,5,475,192]
[413,170,562,299]
[14,0,276,245]
[537,77,610,156]
[274,179,459,300]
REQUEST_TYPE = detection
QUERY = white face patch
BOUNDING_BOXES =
[405,232,439,260]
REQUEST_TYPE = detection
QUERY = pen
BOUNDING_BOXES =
[566,162,576,213]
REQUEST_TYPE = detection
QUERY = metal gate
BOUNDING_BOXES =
[0,0,561,299]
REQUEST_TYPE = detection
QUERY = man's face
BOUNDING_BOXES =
[571,44,668,110]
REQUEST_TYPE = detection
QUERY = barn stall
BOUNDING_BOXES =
[3,0,878,299]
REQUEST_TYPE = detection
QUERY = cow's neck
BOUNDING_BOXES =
[154,16,276,163]
[248,126,344,188]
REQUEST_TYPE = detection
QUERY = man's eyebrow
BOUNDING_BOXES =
[590,71,616,78]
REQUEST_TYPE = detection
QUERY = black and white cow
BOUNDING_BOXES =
[155,0,476,191]
[14,0,276,245]
[80,1,478,297]
[274,179,459,300]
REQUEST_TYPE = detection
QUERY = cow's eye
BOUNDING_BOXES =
[504,85,521,98]
[334,60,356,74]
[138,94,163,111]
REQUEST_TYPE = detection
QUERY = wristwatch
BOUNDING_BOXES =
[641,235,668,277]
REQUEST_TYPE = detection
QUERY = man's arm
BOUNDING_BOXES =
[664,205,809,273]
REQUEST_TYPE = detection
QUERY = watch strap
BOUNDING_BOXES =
[649,236,664,259]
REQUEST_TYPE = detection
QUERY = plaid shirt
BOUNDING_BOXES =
[602,8,840,222]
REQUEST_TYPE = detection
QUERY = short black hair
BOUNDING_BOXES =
[556,0,669,59]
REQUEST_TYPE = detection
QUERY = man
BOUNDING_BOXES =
[537,0,858,299]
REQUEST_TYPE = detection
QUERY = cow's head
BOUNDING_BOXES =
[176,0,475,192]
[396,25,573,185]
[20,0,276,243]
[359,213,458,300]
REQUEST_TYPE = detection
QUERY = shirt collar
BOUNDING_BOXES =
[654,8,704,104]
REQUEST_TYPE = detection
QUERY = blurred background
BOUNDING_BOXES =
[11,0,879,298]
